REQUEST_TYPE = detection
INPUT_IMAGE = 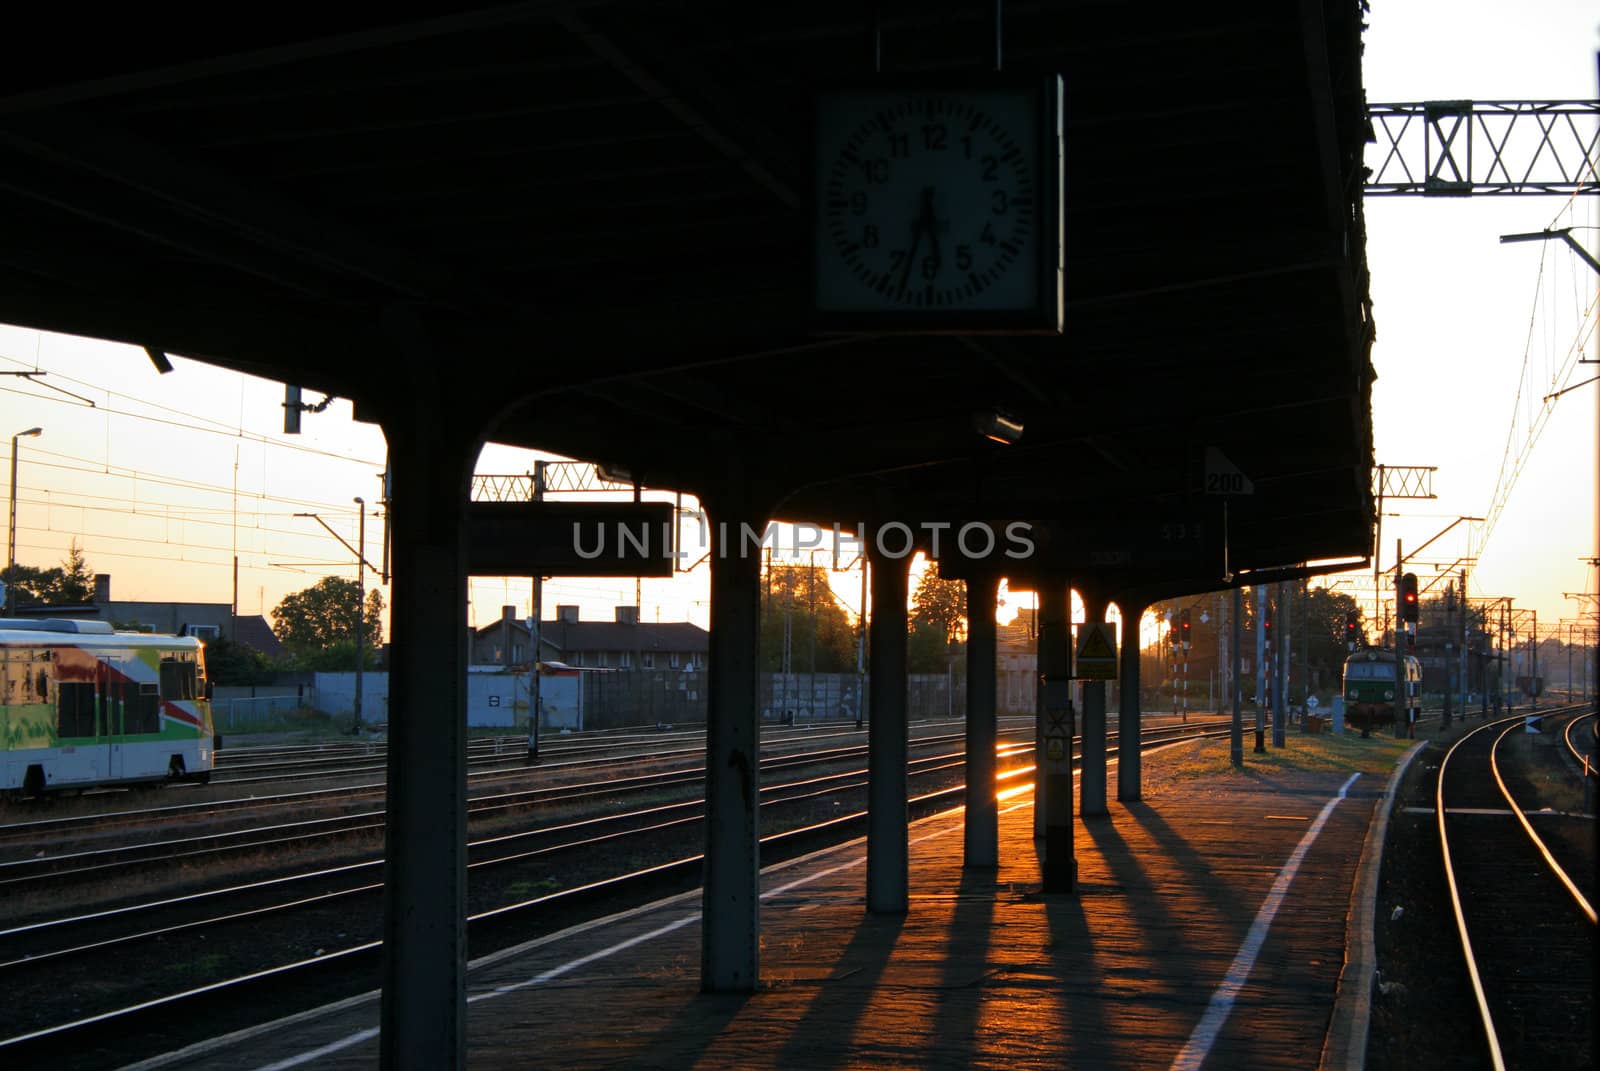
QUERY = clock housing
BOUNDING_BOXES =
[813,77,1062,333]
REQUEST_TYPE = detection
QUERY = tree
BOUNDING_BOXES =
[57,539,96,604]
[759,563,857,673]
[1,539,97,606]
[908,571,966,673]
[271,576,384,663]
[204,636,280,684]
[1301,585,1364,680]
[910,571,967,644]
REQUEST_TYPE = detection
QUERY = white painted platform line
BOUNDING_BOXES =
[1168,772,1362,1071]
[250,773,1081,1068]
[254,1028,379,1071]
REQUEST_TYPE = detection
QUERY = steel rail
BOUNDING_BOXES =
[0,727,1036,885]
[1562,711,1597,778]
[0,715,1029,839]
[1,717,1206,875]
[0,730,1058,949]
[0,718,1234,1063]
[1436,701,1592,1071]
[1437,716,1511,1071]
[1490,716,1597,924]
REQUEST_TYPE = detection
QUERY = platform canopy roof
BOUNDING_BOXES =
[0,1,1375,592]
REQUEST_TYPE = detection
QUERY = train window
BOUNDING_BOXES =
[160,657,197,701]
[125,683,161,735]
[58,681,96,738]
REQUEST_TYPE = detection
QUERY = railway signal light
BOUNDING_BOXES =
[1344,611,1360,648]
[1179,609,1191,649]
[1400,573,1419,623]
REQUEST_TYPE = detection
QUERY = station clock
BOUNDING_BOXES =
[812,78,1062,333]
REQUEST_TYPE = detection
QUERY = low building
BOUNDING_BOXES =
[467,605,714,672]
[468,606,561,667]
[11,573,285,658]
[542,605,708,671]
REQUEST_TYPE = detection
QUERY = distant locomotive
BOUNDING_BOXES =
[1,618,216,797]
[1342,646,1421,732]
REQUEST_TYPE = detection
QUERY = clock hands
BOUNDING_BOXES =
[897,187,941,294]
[920,187,942,273]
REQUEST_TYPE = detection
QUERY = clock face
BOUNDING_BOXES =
[813,85,1059,326]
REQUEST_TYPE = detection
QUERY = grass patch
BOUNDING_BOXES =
[214,707,342,738]
[1153,729,1413,784]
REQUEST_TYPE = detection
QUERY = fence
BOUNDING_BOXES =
[577,669,979,730]
[219,694,307,727]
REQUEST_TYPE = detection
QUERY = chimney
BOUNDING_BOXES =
[615,605,638,625]
[94,574,111,603]
[557,605,580,624]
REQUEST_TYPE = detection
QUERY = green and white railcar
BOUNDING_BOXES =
[0,619,216,797]
[1342,646,1421,732]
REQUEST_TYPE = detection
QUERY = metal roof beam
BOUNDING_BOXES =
[0,112,495,308]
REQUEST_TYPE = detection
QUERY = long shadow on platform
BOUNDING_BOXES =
[1036,884,1119,1068]
[1121,801,1252,929]
[772,911,907,1070]
[622,986,752,1071]
[930,870,998,1068]
[1080,811,1217,1006]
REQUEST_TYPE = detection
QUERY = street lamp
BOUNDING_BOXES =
[6,427,43,616]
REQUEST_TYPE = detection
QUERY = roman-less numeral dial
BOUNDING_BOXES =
[820,95,1037,310]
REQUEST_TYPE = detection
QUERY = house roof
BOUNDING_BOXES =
[546,620,709,654]
[231,615,287,659]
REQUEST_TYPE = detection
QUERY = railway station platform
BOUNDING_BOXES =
[131,740,1416,1071]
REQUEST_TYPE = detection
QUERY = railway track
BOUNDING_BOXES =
[0,720,1054,885]
[1562,710,1598,777]
[1436,705,1596,1070]
[0,717,1230,1067]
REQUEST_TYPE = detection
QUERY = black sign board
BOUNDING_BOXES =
[466,502,676,578]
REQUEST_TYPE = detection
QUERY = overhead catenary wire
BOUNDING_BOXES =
[1474,206,1598,560]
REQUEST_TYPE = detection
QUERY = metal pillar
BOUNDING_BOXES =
[1254,585,1266,753]
[1036,579,1075,892]
[1230,587,1244,766]
[528,459,545,760]
[1395,542,1408,738]
[1117,598,1146,801]
[964,572,999,868]
[867,541,909,914]
[378,412,474,1070]
[702,495,764,988]
[1080,593,1109,817]
[1273,580,1287,747]
[1442,582,1454,728]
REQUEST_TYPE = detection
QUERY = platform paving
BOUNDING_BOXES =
[133,740,1402,1070]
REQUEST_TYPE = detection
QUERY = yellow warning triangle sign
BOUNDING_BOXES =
[1077,623,1115,660]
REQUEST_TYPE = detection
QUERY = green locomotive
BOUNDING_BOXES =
[1342,646,1421,732]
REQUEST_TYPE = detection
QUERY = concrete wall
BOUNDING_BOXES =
[304,667,1043,730]
[310,671,551,729]
[312,671,392,723]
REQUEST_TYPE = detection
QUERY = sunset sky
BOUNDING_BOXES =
[1,1,1595,652]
